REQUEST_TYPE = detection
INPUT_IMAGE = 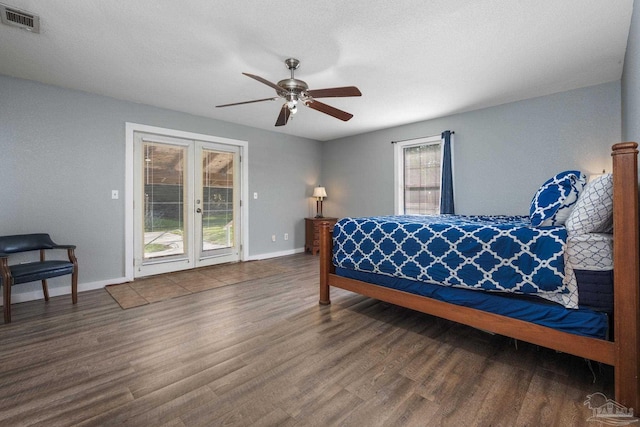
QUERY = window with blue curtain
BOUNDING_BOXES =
[393,131,455,215]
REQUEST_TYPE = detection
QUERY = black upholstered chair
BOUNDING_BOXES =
[0,233,78,323]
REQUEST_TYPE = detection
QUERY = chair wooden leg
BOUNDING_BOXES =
[3,283,10,323]
[71,269,78,305]
[68,248,78,305]
[1,258,11,323]
[41,279,50,301]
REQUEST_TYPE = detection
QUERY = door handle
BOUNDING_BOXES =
[196,208,202,213]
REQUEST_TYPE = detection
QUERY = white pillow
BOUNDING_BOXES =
[529,170,586,227]
[565,174,613,235]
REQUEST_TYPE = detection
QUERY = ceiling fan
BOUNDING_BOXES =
[216,58,362,127]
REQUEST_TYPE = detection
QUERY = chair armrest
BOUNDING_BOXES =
[39,245,77,264]
[51,244,76,250]
[64,247,78,265]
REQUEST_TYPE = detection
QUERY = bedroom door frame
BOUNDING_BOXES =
[125,123,249,281]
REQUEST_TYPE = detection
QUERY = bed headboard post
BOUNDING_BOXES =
[611,141,640,411]
[319,221,333,305]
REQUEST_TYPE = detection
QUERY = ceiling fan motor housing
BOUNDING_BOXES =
[277,78,308,96]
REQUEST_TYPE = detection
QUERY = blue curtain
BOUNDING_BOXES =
[440,130,455,214]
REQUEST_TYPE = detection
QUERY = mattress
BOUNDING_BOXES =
[335,267,609,339]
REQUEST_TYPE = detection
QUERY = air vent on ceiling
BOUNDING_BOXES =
[0,3,39,33]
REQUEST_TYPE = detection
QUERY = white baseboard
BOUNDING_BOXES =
[1,276,129,305]
[245,247,305,261]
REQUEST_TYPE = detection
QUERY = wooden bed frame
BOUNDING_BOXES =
[319,142,640,411]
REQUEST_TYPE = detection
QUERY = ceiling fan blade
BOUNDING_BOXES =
[275,104,291,126]
[243,72,284,93]
[306,100,353,121]
[216,97,278,108]
[306,86,362,98]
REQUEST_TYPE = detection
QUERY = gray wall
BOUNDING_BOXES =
[322,82,621,218]
[0,75,322,297]
[623,0,639,143]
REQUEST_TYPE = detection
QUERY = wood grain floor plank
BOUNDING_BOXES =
[286,386,363,426]
[0,381,134,426]
[514,366,571,427]
[249,407,297,427]
[343,326,430,400]
[383,391,441,427]
[340,375,421,426]
[120,386,217,427]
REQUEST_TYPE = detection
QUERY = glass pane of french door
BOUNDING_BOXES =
[143,142,187,260]
[200,148,236,257]
[133,131,241,278]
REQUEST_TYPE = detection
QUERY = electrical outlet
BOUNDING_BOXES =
[271,234,276,242]
[111,190,119,199]
[284,233,289,241]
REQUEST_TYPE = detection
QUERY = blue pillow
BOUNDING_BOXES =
[530,170,586,227]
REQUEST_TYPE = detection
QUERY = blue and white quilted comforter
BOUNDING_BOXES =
[333,215,578,308]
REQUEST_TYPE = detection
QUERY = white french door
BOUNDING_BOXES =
[133,132,241,277]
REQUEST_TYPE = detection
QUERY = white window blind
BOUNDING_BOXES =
[393,134,442,215]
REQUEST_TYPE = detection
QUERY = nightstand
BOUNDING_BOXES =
[305,217,338,255]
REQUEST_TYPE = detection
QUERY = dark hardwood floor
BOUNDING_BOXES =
[0,254,613,426]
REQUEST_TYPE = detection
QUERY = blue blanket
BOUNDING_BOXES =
[333,215,572,303]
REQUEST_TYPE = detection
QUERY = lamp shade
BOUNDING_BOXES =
[312,186,327,199]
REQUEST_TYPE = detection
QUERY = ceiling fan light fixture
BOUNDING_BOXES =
[286,94,299,114]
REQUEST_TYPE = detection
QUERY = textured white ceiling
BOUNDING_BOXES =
[0,0,633,141]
